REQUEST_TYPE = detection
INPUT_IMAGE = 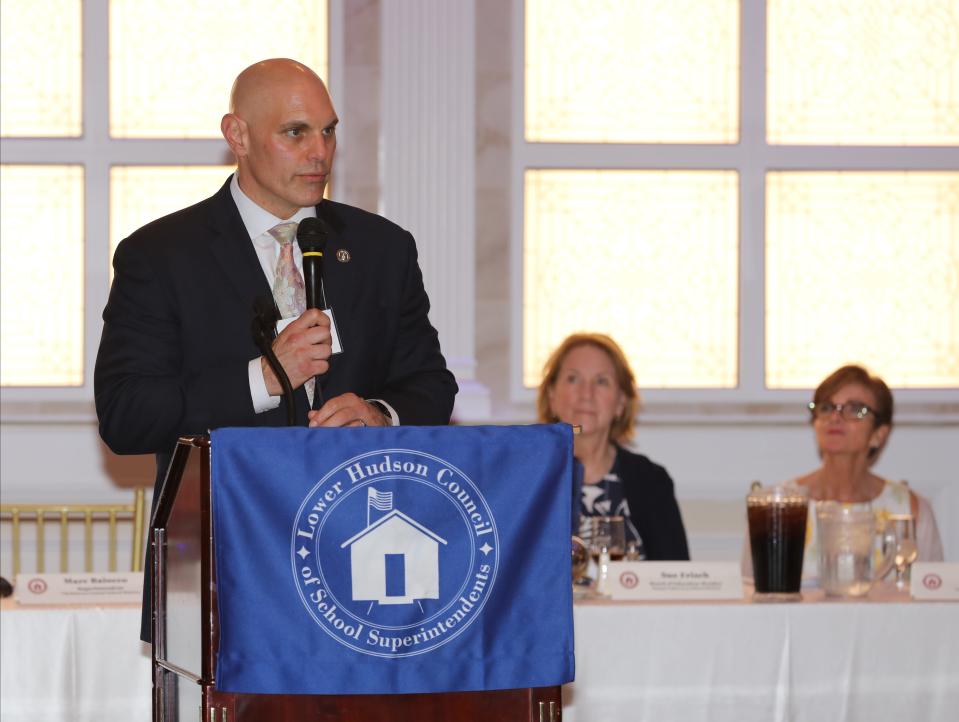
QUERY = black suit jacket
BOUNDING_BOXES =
[95,178,457,638]
[96,177,456,460]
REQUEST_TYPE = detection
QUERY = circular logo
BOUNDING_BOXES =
[291,449,498,658]
[27,578,47,594]
[922,573,942,590]
[619,571,639,589]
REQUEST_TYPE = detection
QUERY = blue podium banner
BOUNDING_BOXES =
[211,424,575,695]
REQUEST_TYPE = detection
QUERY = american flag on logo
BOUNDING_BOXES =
[367,487,393,523]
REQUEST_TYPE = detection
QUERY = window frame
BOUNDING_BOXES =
[509,0,959,420]
[0,0,342,422]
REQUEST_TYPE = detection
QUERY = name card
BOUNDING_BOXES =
[14,572,143,605]
[602,561,744,601]
[910,562,959,601]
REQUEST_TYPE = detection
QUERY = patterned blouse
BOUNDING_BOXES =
[578,454,644,559]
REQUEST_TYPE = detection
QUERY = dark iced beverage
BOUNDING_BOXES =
[747,486,808,601]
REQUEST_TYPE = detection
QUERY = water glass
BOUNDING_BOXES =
[886,514,918,591]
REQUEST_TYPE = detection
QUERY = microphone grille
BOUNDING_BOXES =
[296,217,328,253]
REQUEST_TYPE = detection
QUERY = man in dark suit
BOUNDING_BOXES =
[94,59,458,639]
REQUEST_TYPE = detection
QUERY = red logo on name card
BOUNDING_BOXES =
[27,578,48,594]
[922,573,942,590]
[619,571,639,589]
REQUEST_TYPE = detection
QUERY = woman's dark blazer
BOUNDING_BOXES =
[616,446,690,560]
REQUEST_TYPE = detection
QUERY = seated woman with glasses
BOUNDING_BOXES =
[537,332,689,560]
[745,364,944,582]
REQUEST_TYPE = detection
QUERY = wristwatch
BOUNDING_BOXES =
[367,399,392,424]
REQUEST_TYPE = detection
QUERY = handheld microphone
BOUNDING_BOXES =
[296,217,330,410]
[296,217,329,310]
[251,295,296,426]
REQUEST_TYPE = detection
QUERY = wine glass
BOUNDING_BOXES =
[588,516,626,562]
[887,514,918,591]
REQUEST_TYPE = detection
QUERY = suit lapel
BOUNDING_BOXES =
[317,201,358,390]
[205,178,273,307]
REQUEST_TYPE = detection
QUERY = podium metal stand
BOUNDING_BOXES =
[151,435,562,721]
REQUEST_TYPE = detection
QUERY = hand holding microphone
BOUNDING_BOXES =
[263,310,332,392]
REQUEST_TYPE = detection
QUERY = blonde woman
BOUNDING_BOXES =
[538,333,689,560]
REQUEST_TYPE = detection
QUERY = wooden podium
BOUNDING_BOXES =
[151,435,563,721]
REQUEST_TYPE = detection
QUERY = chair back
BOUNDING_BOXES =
[0,488,146,577]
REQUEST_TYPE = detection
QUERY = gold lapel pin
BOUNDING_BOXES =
[336,249,351,263]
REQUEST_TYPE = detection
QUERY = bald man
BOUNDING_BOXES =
[95,60,457,639]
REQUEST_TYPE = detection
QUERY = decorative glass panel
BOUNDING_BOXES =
[110,166,236,277]
[0,0,82,137]
[524,170,739,388]
[768,0,959,145]
[525,0,740,143]
[110,1,328,138]
[1,166,84,386]
[767,172,959,388]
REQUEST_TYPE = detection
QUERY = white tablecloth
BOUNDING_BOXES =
[2,593,957,722]
[0,601,151,722]
[566,589,959,722]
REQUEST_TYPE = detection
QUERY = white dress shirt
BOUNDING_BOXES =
[231,175,398,424]
[232,175,316,414]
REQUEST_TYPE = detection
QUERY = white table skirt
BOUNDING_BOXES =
[0,601,151,722]
[2,593,956,722]
[565,591,959,722]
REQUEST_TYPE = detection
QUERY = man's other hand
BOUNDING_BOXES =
[308,394,391,428]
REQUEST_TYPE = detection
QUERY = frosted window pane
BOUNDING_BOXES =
[768,0,959,145]
[110,166,236,278]
[110,1,328,138]
[0,1,82,137]
[524,170,739,388]
[1,166,84,386]
[525,0,739,143]
[767,172,959,388]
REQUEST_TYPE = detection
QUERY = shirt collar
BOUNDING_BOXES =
[230,173,317,247]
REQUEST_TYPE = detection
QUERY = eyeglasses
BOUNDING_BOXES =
[808,401,873,421]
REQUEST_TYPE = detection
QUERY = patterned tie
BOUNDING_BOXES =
[268,221,315,406]
[269,222,305,318]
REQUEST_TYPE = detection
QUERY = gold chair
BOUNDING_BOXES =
[0,488,146,576]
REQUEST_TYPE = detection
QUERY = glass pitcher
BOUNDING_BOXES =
[815,502,897,597]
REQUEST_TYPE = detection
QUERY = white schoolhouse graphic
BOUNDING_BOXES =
[340,487,448,606]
